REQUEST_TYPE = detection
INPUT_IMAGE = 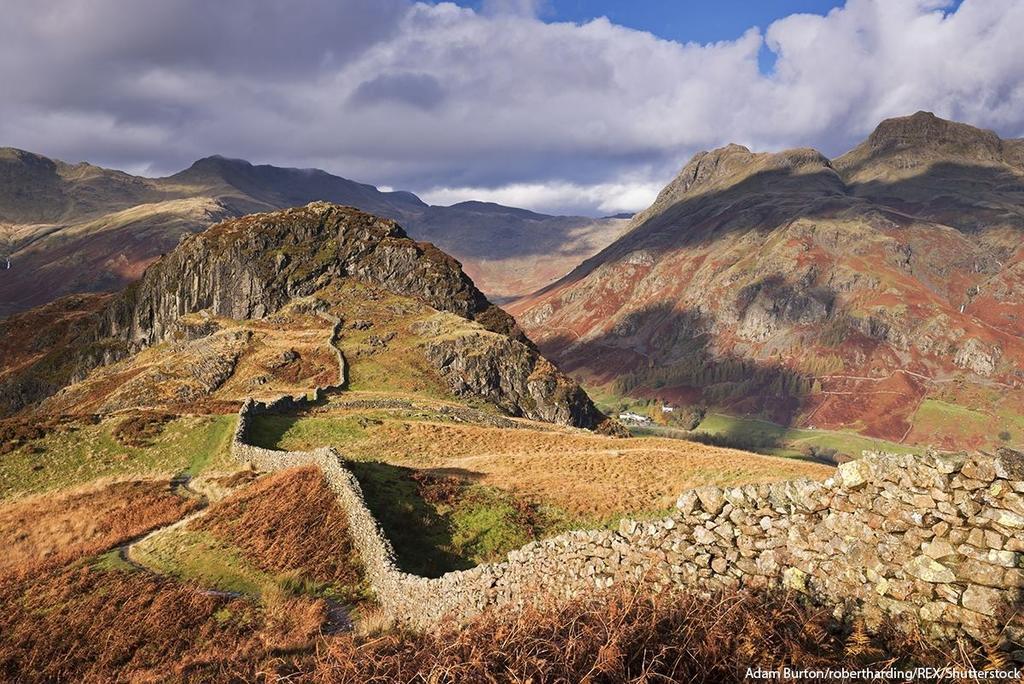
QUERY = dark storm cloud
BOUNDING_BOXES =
[0,0,1023,215]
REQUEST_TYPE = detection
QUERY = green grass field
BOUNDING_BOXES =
[910,399,1024,450]
[695,413,925,458]
[130,525,370,606]
[246,414,369,451]
[636,412,925,460]
[348,460,580,577]
[132,527,284,597]
[0,414,237,500]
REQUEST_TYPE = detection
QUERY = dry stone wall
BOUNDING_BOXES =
[230,391,1023,653]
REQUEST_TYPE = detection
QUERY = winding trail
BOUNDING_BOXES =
[115,473,210,575]
[116,471,354,632]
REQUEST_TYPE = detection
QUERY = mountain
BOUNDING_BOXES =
[0,151,628,317]
[0,202,616,433]
[510,112,1024,452]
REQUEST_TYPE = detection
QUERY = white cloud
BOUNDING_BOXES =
[0,0,1022,215]
[420,180,662,216]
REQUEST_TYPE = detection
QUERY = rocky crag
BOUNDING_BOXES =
[230,375,1024,657]
[511,112,1024,451]
[0,203,608,430]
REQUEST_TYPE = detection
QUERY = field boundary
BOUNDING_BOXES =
[226,366,1024,651]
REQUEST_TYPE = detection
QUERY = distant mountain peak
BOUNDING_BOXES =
[190,154,253,167]
[626,143,836,231]
[837,112,1009,180]
[447,200,547,219]
[864,111,1003,157]
[180,155,256,178]
[0,147,57,168]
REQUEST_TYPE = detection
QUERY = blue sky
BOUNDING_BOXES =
[0,0,1015,216]
[463,1,844,55]
[544,0,845,72]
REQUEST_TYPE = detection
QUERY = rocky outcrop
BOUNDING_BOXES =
[96,202,523,348]
[838,111,1009,175]
[421,329,606,429]
[2,203,610,431]
[626,144,839,233]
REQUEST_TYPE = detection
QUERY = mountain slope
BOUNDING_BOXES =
[0,148,161,224]
[0,202,611,433]
[510,112,1024,452]
[0,150,627,316]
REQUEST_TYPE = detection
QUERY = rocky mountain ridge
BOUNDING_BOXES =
[1,203,610,431]
[511,112,1024,451]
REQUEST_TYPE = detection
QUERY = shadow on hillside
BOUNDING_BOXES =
[243,413,302,449]
[529,160,1024,299]
[545,302,817,433]
[346,460,473,578]
[422,466,486,482]
[527,160,1005,438]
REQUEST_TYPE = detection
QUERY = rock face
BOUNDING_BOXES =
[98,202,523,347]
[0,203,608,430]
[511,112,1024,450]
[422,331,606,428]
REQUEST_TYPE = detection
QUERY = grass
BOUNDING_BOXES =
[4,564,1001,683]
[261,414,831,519]
[0,557,325,682]
[311,585,1008,683]
[910,399,1024,450]
[348,461,581,576]
[131,528,278,596]
[245,414,368,451]
[0,477,200,575]
[594,377,942,458]
[185,415,237,475]
[92,548,137,573]
[686,412,926,459]
[132,467,371,606]
[448,486,557,561]
[0,413,237,501]
[317,281,456,399]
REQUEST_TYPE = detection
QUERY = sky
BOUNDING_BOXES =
[0,0,1019,216]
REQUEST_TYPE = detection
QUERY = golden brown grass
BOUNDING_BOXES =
[308,587,993,683]
[38,304,341,415]
[0,477,200,575]
[282,417,832,517]
[1,570,998,683]
[192,466,366,600]
[0,561,326,682]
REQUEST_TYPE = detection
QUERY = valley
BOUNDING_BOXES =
[0,204,858,679]
[5,0,1024,677]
